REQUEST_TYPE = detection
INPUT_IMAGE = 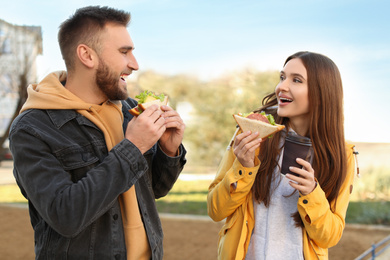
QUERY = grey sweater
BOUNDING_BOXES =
[245,147,304,260]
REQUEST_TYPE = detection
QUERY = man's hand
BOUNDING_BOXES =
[125,105,166,154]
[158,105,185,157]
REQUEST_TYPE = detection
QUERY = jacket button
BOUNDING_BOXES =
[113,214,118,220]
[249,172,252,175]
[303,199,308,204]
[115,254,121,260]
[239,170,242,175]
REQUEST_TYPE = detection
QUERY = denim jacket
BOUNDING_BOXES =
[9,98,186,260]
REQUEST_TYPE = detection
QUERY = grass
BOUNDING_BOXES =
[0,184,27,203]
[0,179,212,215]
[2,174,390,226]
[346,201,390,225]
[156,179,210,215]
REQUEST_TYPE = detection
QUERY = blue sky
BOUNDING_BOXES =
[0,0,389,143]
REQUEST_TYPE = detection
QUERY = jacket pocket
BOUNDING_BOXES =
[218,211,240,259]
[55,144,100,182]
[218,210,238,239]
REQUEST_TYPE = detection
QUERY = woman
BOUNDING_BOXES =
[207,51,358,259]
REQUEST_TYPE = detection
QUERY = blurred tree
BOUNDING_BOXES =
[127,69,279,167]
[0,22,42,162]
[127,70,202,109]
[185,69,279,166]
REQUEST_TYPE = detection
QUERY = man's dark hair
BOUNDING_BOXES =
[58,6,131,72]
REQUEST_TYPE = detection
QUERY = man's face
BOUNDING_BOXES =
[95,23,139,101]
[95,56,128,100]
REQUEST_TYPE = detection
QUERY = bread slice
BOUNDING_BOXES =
[233,114,285,138]
[138,96,169,111]
[129,96,169,116]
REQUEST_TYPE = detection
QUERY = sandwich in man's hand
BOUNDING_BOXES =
[233,112,285,138]
[129,90,168,116]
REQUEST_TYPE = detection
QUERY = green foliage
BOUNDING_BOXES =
[128,69,279,166]
[128,71,202,109]
[346,201,390,225]
[351,167,390,201]
[185,70,279,166]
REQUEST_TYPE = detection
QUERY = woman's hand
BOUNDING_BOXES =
[286,158,317,195]
[233,131,263,168]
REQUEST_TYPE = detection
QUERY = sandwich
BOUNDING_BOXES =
[233,112,285,138]
[129,90,169,116]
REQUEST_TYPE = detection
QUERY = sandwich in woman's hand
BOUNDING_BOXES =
[129,90,169,116]
[233,112,285,138]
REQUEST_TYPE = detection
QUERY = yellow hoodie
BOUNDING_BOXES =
[21,71,151,260]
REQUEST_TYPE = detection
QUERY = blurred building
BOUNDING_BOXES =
[0,19,42,136]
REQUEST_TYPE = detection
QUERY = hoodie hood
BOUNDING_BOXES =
[21,71,124,150]
[21,71,108,112]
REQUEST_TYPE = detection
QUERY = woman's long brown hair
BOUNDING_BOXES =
[253,51,347,227]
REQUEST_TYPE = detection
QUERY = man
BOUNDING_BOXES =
[9,6,186,260]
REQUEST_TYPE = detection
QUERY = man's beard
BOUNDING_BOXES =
[95,58,128,101]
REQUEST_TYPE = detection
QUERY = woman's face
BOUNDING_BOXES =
[275,58,310,130]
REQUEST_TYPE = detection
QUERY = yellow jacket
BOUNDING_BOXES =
[207,134,357,260]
